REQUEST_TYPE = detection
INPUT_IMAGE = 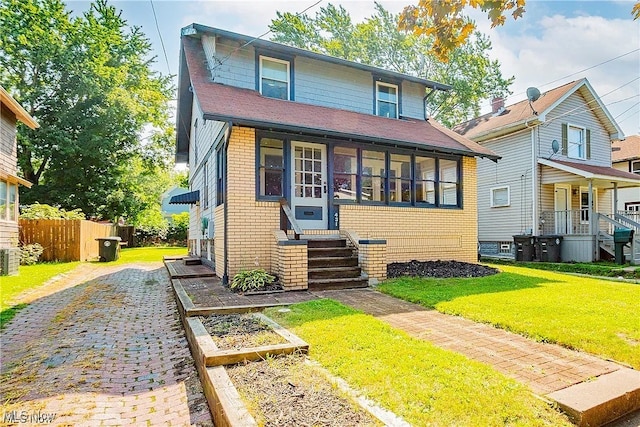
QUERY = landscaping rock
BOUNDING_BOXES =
[387,260,498,279]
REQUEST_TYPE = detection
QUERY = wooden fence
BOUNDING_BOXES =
[19,219,117,261]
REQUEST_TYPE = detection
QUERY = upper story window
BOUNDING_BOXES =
[376,82,398,118]
[562,123,590,160]
[260,56,290,100]
[632,160,640,175]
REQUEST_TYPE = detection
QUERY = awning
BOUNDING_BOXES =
[539,158,640,189]
[169,190,200,205]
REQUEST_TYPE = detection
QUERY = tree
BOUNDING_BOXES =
[0,0,174,221]
[270,3,513,126]
[399,0,640,61]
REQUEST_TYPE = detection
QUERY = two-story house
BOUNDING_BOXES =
[1,86,39,275]
[173,24,499,290]
[612,135,640,220]
[455,79,640,264]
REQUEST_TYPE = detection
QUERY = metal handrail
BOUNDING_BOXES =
[279,198,303,240]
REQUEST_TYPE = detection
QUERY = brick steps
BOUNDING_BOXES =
[306,238,367,290]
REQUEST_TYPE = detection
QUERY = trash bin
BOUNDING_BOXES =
[613,228,634,265]
[536,235,563,262]
[513,235,535,261]
[96,237,121,262]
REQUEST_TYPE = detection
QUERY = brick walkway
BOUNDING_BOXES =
[323,289,622,395]
[1,263,212,426]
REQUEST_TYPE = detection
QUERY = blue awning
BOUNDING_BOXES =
[169,190,200,205]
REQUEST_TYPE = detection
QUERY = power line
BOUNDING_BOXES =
[614,101,640,120]
[150,0,171,75]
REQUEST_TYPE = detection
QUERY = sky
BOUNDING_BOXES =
[66,0,640,137]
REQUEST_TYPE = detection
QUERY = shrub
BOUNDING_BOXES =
[19,243,44,265]
[20,203,85,220]
[166,212,189,244]
[230,269,275,292]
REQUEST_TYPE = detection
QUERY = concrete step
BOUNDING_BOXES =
[547,368,640,427]
[308,256,359,268]
[307,239,347,249]
[308,266,362,280]
[307,247,354,258]
[308,277,368,291]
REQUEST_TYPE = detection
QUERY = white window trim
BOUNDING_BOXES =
[632,159,640,175]
[567,123,586,160]
[259,56,290,100]
[376,81,399,119]
[490,185,510,208]
[579,187,598,224]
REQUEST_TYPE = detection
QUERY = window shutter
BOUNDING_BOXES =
[561,123,568,156]
[586,129,591,159]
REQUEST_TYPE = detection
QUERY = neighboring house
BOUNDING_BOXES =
[455,78,640,264]
[612,135,640,220]
[0,86,39,275]
[162,186,189,222]
[172,24,498,290]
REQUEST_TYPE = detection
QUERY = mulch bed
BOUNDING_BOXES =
[387,260,499,279]
[227,354,379,427]
[199,314,286,350]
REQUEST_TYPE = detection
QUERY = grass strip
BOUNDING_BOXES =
[266,299,570,426]
[484,258,639,279]
[378,264,640,369]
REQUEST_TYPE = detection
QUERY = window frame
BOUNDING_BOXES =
[259,55,291,101]
[375,81,399,119]
[632,160,640,175]
[256,135,285,201]
[202,161,209,210]
[490,185,510,208]
[567,123,586,160]
[0,180,18,223]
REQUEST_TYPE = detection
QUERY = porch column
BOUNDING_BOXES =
[588,179,596,260]
[613,182,618,215]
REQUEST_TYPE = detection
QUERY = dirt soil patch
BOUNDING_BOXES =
[200,314,287,350]
[387,260,498,279]
[227,354,380,427]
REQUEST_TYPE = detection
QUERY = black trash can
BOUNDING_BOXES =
[96,237,121,262]
[513,235,535,261]
[613,228,634,265]
[536,235,563,262]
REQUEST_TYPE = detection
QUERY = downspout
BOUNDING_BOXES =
[222,121,232,285]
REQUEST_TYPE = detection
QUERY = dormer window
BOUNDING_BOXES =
[376,82,398,118]
[260,56,290,100]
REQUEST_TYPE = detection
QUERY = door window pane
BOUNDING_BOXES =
[390,154,411,203]
[362,150,386,202]
[333,147,358,200]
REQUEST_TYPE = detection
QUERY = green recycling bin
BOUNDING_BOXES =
[513,235,535,261]
[96,237,121,262]
[536,235,563,262]
[613,228,634,265]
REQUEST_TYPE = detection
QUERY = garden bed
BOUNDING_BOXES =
[200,313,287,350]
[387,260,499,278]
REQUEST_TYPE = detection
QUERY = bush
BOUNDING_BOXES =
[20,243,44,265]
[230,269,275,292]
[166,212,188,244]
[20,203,85,220]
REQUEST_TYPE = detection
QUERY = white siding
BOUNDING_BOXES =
[539,92,612,167]
[477,129,534,241]
[205,38,255,90]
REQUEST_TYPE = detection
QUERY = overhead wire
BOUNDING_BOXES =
[149,0,171,75]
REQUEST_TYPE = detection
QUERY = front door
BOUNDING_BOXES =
[290,141,327,230]
[554,184,571,234]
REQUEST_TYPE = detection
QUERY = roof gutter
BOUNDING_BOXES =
[202,113,500,161]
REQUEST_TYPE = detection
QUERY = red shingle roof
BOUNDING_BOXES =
[182,36,498,160]
[545,159,640,182]
[612,135,640,162]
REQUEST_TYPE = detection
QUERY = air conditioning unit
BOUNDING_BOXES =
[0,248,20,276]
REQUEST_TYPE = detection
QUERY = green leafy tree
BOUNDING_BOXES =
[0,0,174,221]
[399,0,640,61]
[270,3,513,126]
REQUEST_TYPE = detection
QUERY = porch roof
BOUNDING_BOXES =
[539,158,640,188]
[178,36,499,162]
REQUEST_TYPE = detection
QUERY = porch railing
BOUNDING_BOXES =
[540,210,591,235]
[279,198,303,240]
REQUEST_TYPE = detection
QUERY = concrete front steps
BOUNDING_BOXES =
[307,238,368,290]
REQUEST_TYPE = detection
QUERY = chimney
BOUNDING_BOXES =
[491,97,504,114]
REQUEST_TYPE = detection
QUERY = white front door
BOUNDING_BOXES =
[291,141,327,230]
[554,184,571,234]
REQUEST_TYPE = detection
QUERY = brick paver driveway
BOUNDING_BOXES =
[1,263,212,426]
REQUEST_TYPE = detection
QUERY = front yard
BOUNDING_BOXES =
[378,264,640,369]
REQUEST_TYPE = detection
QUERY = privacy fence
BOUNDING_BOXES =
[19,219,117,262]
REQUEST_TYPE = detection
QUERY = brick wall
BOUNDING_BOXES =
[339,156,479,264]
[273,231,308,290]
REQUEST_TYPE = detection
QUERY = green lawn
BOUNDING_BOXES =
[378,264,640,369]
[100,246,187,265]
[485,258,640,279]
[266,300,570,426]
[1,261,80,327]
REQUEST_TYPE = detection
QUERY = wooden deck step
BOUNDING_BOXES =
[164,259,215,279]
[308,277,368,291]
[308,266,361,280]
[307,247,354,258]
[184,257,202,265]
[308,256,359,268]
[306,239,347,248]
